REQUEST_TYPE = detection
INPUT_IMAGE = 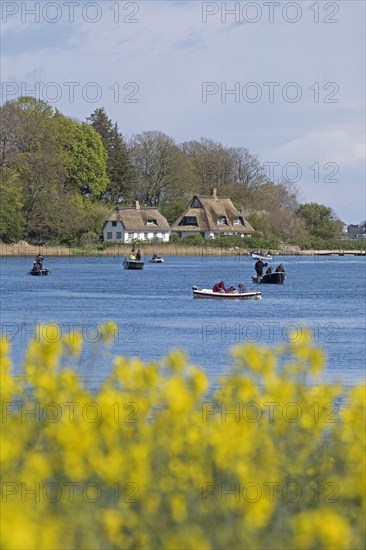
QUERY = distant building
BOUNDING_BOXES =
[171,189,255,239]
[103,202,171,243]
[347,222,366,239]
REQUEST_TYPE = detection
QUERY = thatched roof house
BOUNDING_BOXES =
[171,189,255,239]
[103,201,171,243]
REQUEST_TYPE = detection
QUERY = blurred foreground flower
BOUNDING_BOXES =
[0,325,365,549]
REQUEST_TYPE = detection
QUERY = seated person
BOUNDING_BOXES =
[129,253,136,260]
[136,250,142,261]
[212,281,227,293]
[275,264,285,273]
[226,286,238,293]
[266,266,273,274]
[238,283,249,293]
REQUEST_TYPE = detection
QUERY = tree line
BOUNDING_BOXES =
[0,96,343,246]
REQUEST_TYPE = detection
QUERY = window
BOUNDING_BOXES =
[217,216,227,225]
[180,216,198,226]
[233,217,244,226]
[190,197,202,208]
[107,232,112,240]
[147,219,157,226]
[116,232,122,239]
[112,221,117,227]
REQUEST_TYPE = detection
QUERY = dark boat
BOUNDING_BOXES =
[123,259,144,270]
[28,268,50,276]
[252,272,285,284]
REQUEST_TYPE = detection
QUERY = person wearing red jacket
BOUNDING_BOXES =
[212,281,227,293]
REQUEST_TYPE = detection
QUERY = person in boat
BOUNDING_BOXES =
[255,259,265,277]
[129,252,136,260]
[136,250,142,261]
[35,253,43,268]
[152,254,157,260]
[212,281,227,293]
[266,266,273,275]
[226,286,237,293]
[32,261,41,273]
[275,264,285,273]
[238,283,249,293]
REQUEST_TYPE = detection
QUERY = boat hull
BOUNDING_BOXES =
[252,272,285,284]
[251,253,273,261]
[149,258,164,263]
[193,288,262,300]
[123,260,144,270]
[28,269,49,276]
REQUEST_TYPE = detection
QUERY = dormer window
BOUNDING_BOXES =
[146,219,157,226]
[180,216,198,226]
[217,216,227,225]
[190,197,202,208]
[233,217,244,226]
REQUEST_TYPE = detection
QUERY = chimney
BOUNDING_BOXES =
[212,188,217,199]
[135,200,140,210]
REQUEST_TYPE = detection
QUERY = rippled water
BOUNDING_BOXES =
[1,255,365,388]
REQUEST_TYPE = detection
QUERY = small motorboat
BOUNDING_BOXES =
[123,258,144,270]
[192,286,262,300]
[251,253,273,261]
[28,268,50,276]
[149,256,164,263]
[252,272,285,284]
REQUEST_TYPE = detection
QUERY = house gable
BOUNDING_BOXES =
[103,203,171,242]
[171,191,255,236]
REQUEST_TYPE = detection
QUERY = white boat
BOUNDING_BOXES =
[251,253,273,261]
[192,286,262,300]
[149,256,164,263]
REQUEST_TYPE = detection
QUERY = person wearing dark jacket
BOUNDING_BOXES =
[255,259,265,277]
[275,264,285,273]
[35,254,43,268]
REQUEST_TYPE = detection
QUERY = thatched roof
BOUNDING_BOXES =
[104,204,170,231]
[171,194,255,233]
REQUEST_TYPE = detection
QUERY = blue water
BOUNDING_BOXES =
[1,255,365,388]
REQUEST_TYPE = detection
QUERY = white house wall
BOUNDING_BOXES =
[103,221,170,242]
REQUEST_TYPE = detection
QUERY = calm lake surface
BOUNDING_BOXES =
[1,255,365,389]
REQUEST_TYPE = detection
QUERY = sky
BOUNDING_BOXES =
[1,0,365,224]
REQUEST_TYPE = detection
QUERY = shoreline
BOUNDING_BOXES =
[1,243,365,257]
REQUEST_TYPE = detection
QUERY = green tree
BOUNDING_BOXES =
[130,131,195,206]
[0,168,25,242]
[0,97,109,243]
[0,97,69,241]
[58,116,109,197]
[181,138,234,193]
[160,201,186,225]
[87,107,136,203]
[297,203,339,240]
